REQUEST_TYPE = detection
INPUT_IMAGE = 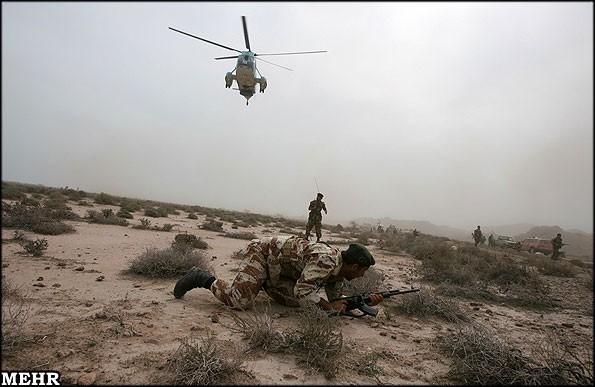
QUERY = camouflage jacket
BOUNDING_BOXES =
[308,199,327,221]
[253,236,344,304]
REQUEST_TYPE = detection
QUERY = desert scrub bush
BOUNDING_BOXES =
[223,231,257,240]
[133,218,152,230]
[21,238,49,257]
[229,303,343,379]
[12,230,26,242]
[526,256,580,277]
[2,201,76,235]
[160,223,174,232]
[385,290,470,323]
[116,208,134,219]
[412,238,554,308]
[124,247,214,278]
[167,331,244,385]
[60,187,87,201]
[119,199,142,213]
[94,192,120,205]
[2,277,32,357]
[187,212,198,220]
[200,219,224,232]
[86,209,129,226]
[1,185,26,200]
[143,206,168,218]
[437,324,593,385]
[172,233,209,252]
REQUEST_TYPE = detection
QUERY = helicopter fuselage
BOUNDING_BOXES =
[225,51,266,104]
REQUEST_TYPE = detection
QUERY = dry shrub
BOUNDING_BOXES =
[168,331,244,385]
[437,324,593,385]
[1,278,32,357]
[224,231,257,240]
[172,232,209,251]
[386,290,469,323]
[526,256,580,277]
[86,209,129,226]
[228,303,343,379]
[124,247,214,278]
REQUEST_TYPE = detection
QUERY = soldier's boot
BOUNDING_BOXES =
[173,267,216,299]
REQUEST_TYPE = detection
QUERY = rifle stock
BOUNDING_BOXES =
[338,288,421,317]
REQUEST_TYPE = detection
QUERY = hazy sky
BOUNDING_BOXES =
[2,2,593,233]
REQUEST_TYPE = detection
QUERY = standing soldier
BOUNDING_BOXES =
[488,234,495,247]
[305,192,327,243]
[472,226,483,247]
[551,233,563,260]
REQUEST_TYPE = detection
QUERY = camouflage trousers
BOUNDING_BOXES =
[305,219,322,239]
[210,237,301,310]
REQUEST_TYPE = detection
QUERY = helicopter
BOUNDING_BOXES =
[169,16,326,105]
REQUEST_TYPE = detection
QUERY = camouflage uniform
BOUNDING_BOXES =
[305,199,327,241]
[210,236,344,310]
[551,234,563,259]
[472,227,483,247]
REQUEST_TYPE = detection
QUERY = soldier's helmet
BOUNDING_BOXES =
[317,192,324,198]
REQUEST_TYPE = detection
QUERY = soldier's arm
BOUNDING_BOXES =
[294,254,337,304]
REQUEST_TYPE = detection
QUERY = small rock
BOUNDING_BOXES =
[77,372,97,386]
[562,323,574,328]
[210,314,220,323]
[37,277,44,281]
[44,266,51,270]
[75,266,85,271]
[96,275,105,281]
[33,283,46,287]
[52,284,61,288]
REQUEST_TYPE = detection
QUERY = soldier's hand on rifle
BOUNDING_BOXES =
[367,293,383,306]
[327,299,348,314]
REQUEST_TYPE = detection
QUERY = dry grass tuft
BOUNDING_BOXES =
[437,324,593,385]
[386,290,470,323]
[228,303,343,379]
[1,277,33,357]
[167,331,244,385]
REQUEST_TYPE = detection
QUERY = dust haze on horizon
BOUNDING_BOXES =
[2,2,593,234]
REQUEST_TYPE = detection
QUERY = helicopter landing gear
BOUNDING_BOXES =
[225,72,234,88]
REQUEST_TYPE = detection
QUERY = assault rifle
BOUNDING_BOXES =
[336,288,421,317]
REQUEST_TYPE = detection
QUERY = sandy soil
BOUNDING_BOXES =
[1,201,593,385]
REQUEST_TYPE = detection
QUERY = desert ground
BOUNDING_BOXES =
[1,198,593,385]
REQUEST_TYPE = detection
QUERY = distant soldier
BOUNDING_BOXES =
[488,234,495,247]
[472,226,483,247]
[551,233,563,260]
[305,193,327,243]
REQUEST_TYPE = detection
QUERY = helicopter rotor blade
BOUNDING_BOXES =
[214,55,239,60]
[255,57,293,71]
[256,50,327,56]
[169,27,242,54]
[242,16,251,51]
